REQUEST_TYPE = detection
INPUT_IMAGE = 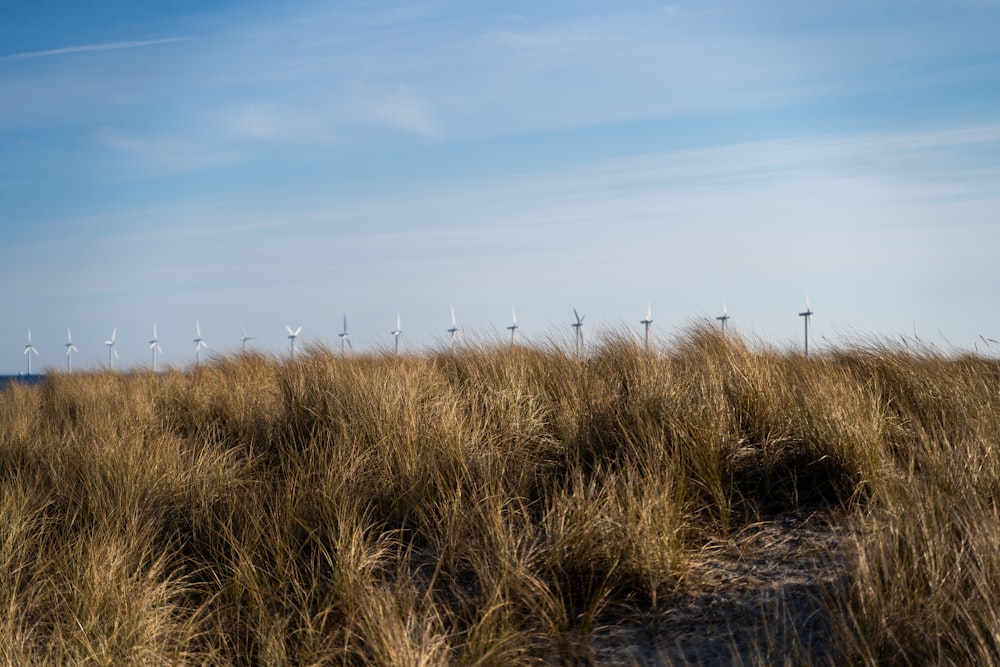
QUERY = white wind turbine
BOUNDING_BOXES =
[640,303,653,351]
[391,313,401,356]
[447,307,460,350]
[193,321,208,365]
[799,296,814,356]
[105,328,118,370]
[24,330,39,375]
[717,304,730,334]
[572,308,585,357]
[149,324,162,372]
[286,325,302,358]
[65,328,78,372]
[338,314,351,355]
[507,308,519,347]
[240,327,256,353]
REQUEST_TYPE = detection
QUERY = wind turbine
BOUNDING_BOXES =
[391,314,401,356]
[65,328,78,372]
[507,308,519,347]
[240,327,256,353]
[338,315,350,355]
[286,325,302,358]
[640,303,653,350]
[193,321,207,365]
[717,304,730,334]
[149,324,162,372]
[447,307,460,350]
[24,330,39,376]
[799,297,814,356]
[105,328,118,370]
[572,308,585,357]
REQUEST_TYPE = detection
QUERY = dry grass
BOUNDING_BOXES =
[1,326,999,664]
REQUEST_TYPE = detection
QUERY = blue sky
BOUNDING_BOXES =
[3,0,1000,373]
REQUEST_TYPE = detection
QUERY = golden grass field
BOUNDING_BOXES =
[1,325,999,665]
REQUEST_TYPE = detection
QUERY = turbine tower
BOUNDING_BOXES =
[640,303,653,351]
[240,327,256,353]
[193,321,207,365]
[572,308,585,357]
[105,328,118,370]
[507,308,519,347]
[799,298,814,356]
[447,307,460,350]
[65,328,78,372]
[24,330,39,376]
[391,314,401,356]
[717,304,730,334]
[150,324,162,372]
[286,325,302,358]
[338,315,350,355]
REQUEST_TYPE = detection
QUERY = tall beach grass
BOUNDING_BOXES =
[1,326,999,664]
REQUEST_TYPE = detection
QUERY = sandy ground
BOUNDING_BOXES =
[589,507,850,666]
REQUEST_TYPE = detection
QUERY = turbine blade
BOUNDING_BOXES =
[451,306,456,327]
[286,325,294,336]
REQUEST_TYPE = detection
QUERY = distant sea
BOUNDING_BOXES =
[0,374,46,390]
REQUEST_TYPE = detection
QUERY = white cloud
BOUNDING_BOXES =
[366,85,441,138]
[225,104,339,144]
[95,126,250,176]
[481,24,598,60]
[229,105,285,141]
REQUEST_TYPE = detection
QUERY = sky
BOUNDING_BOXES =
[3,0,1000,373]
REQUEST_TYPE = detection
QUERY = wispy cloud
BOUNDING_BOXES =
[95,126,250,176]
[225,104,340,144]
[94,121,995,295]
[365,85,441,138]
[1,37,187,62]
[482,24,598,60]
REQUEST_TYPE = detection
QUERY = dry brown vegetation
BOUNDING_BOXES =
[1,325,999,665]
